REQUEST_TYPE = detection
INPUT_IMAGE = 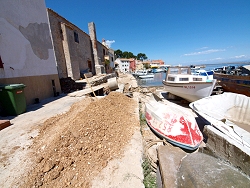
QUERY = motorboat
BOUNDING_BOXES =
[132,69,150,77]
[145,94,203,150]
[162,66,217,102]
[138,74,154,79]
[151,68,166,73]
[192,69,214,80]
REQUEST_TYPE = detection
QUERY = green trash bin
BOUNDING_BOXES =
[0,84,26,116]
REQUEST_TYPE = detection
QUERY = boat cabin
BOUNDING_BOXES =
[165,66,211,83]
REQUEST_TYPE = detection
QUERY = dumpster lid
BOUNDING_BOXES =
[0,84,26,90]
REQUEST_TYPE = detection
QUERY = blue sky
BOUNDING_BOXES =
[45,0,250,65]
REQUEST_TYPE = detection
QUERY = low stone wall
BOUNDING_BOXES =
[204,125,250,176]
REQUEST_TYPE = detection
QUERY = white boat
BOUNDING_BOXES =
[138,74,154,79]
[192,69,214,80]
[132,69,150,76]
[189,92,250,151]
[151,68,166,73]
[162,66,217,102]
[145,94,203,150]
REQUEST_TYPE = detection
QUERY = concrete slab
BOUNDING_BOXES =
[157,145,187,188]
[177,152,250,187]
[204,125,250,176]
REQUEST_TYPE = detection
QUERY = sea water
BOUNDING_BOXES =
[136,62,249,87]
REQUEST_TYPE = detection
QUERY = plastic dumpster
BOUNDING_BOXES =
[0,84,26,116]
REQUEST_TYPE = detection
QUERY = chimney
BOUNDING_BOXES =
[88,22,103,75]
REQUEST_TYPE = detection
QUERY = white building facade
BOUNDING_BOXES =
[114,58,130,73]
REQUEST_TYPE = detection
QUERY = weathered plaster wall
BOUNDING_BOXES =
[0,0,61,105]
[0,0,58,78]
[47,9,93,80]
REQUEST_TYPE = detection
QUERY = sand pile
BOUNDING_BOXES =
[21,92,138,188]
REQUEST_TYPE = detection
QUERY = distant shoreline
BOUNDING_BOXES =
[196,61,250,67]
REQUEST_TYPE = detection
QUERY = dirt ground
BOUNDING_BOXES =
[0,74,148,188]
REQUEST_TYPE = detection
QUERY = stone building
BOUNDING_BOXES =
[47,9,110,80]
[0,0,61,106]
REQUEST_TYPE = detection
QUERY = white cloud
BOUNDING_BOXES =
[183,49,226,56]
[105,40,115,48]
[232,55,246,59]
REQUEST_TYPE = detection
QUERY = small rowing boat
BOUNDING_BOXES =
[145,95,203,150]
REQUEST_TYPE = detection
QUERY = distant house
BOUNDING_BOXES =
[115,58,135,73]
[147,60,165,68]
[129,59,136,72]
[134,59,165,70]
[47,9,112,79]
[136,60,144,70]
[0,0,61,105]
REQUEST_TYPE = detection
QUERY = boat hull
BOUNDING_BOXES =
[214,73,250,97]
[162,79,217,102]
[189,92,250,151]
[139,74,154,79]
[145,99,203,150]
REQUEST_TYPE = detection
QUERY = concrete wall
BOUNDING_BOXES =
[0,0,61,105]
[204,125,250,176]
[47,9,94,80]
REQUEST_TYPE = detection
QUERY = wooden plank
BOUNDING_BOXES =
[0,120,11,131]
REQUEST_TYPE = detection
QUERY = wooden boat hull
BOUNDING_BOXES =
[162,79,217,102]
[145,98,203,150]
[213,73,250,97]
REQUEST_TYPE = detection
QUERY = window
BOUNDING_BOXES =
[74,31,79,43]
[179,78,189,81]
[168,77,175,81]
[193,78,202,81]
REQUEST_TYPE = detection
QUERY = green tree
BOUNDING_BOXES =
[115,49,147,60]
[144,63,150,69]
[122,51,136,58]
[104,59,110,73]
[115,49,123,58]
[137,53,148,61]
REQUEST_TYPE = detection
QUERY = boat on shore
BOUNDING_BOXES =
[189,92,250,151]
[162,66,217,102]
[145,94,203,150]
[213,64,250,97]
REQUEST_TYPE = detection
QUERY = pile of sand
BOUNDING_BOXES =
[21,92,139,188]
